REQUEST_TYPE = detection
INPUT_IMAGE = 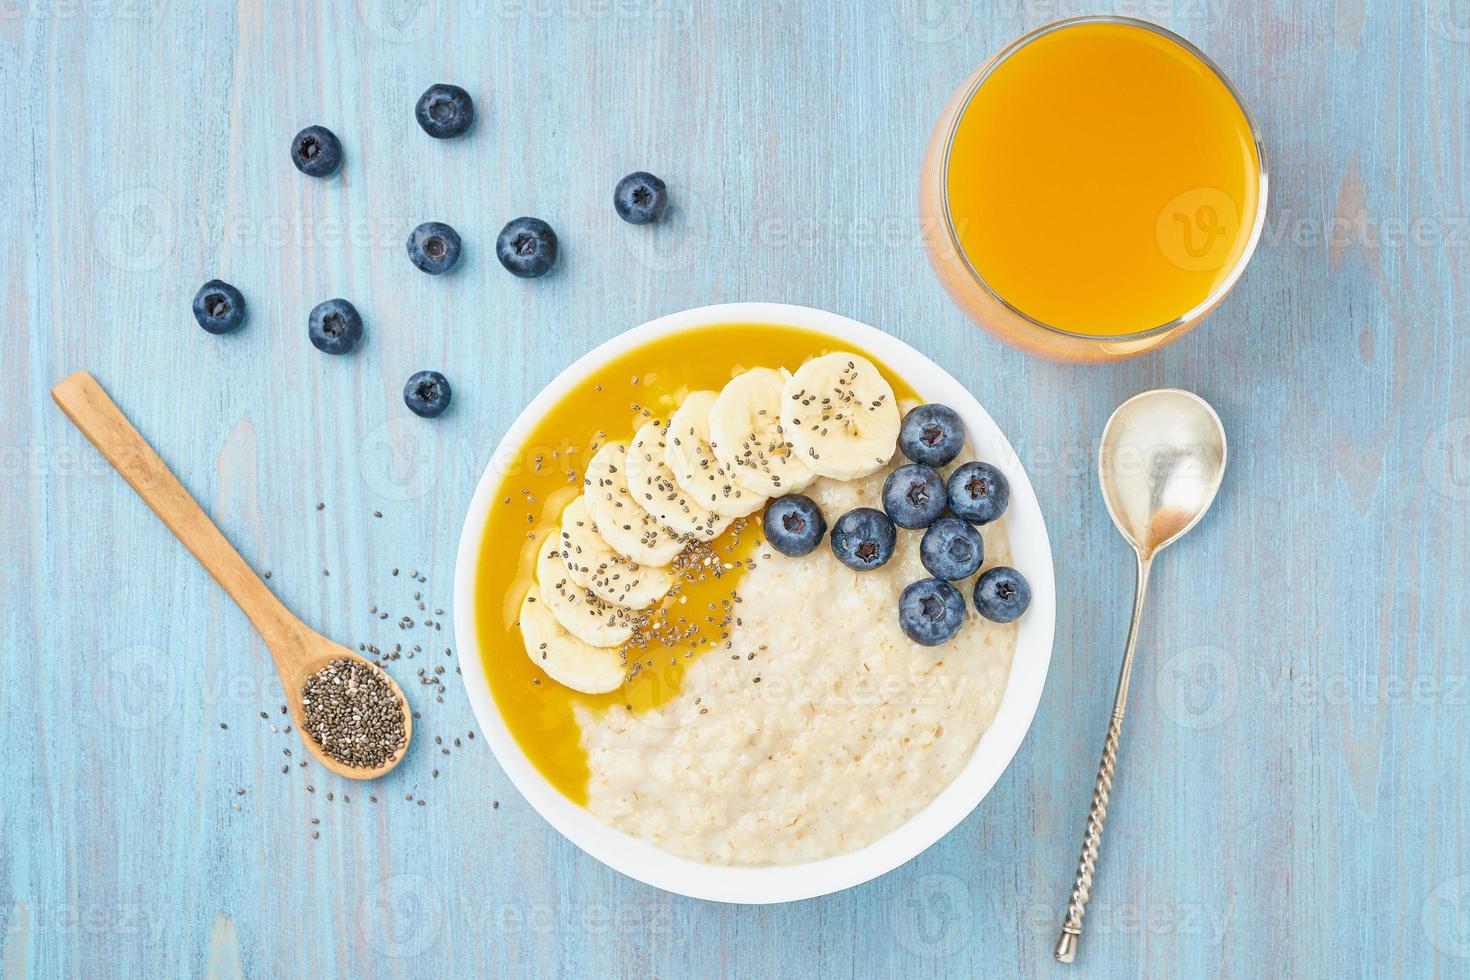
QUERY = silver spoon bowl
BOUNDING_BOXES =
[1055,388,1227,963]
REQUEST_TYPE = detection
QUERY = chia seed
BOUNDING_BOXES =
[300,658,407,769]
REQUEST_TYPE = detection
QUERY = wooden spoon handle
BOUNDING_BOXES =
[51,371,296,644]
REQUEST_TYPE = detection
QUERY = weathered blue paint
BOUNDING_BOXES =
[2,2,1467,976]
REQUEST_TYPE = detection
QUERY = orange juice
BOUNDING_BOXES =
[920,18,1266,360]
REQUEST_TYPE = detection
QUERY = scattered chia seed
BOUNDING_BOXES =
[300,659,407,769]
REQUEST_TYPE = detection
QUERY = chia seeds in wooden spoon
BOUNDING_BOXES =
[302,659,407,769]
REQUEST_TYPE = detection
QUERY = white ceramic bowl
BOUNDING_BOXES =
[453,303,1055,904]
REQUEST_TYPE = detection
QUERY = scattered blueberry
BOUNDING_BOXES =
[763,494,826,557]
[947,461,1009,525]
[920,517,984,581]
[973,566,1031,623]
[899,403,965,466]
[192,280,246,334]
[407,222,462,275]
[307,298,363,355]
[613,171,668,224]
[290,126,342,177]
[882,464,947,529]
[415,83,474,139]
[404,370,452,418]
[496,217,558,278]
[899,578,968,646]
[830,508,897,571]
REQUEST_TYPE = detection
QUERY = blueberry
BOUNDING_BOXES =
[763,494,826,557]
[192,280,246,334]
[974,566,1031,623]
[882,463,947,529]
[496,217,558,278]
[407,221,462,275]
[613,171,668,224]
[947,461,1009,525]
[920,517,984,581]
[307,298,363,355]
[415,83,474,139]
[900,403,965,466]
[404,370,452,418]
[899,578,967,646]
[290,126,342,177]
[829,507,897,571]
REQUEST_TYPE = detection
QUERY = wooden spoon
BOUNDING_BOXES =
[52,371,411,780]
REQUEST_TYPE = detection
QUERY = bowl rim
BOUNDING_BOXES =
[452,302,1056,903]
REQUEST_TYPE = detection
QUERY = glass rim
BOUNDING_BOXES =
[937,15,1271,344]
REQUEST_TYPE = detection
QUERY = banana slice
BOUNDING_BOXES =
[558,496,672,610]
[781,352,900,481]
[517,590,625,694]
[708,367,817,497]
[625,419,733,541]
[534,535,636,647]
[582,440,686,567]
[664,390,766,518]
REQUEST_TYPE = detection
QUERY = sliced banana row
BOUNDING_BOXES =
[519,351,900,691]
[665,390,767,518]
[707,366,818,497]
[558,496,673,611]
[534,535,637,647]
[583,440,686,566]
[517,590,626,695]
[626,419,734,540]
[781,353,901,481]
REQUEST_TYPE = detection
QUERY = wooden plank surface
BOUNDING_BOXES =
[2,2,1467,977]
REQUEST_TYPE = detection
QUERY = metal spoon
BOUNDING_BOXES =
[1054,388,1227,964]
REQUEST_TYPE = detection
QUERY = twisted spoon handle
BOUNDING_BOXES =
[1055,553,1152,964]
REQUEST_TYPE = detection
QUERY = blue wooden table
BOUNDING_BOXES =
[3,2,1468,977]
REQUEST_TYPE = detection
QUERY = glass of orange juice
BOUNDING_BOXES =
[920,16,1268,362]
